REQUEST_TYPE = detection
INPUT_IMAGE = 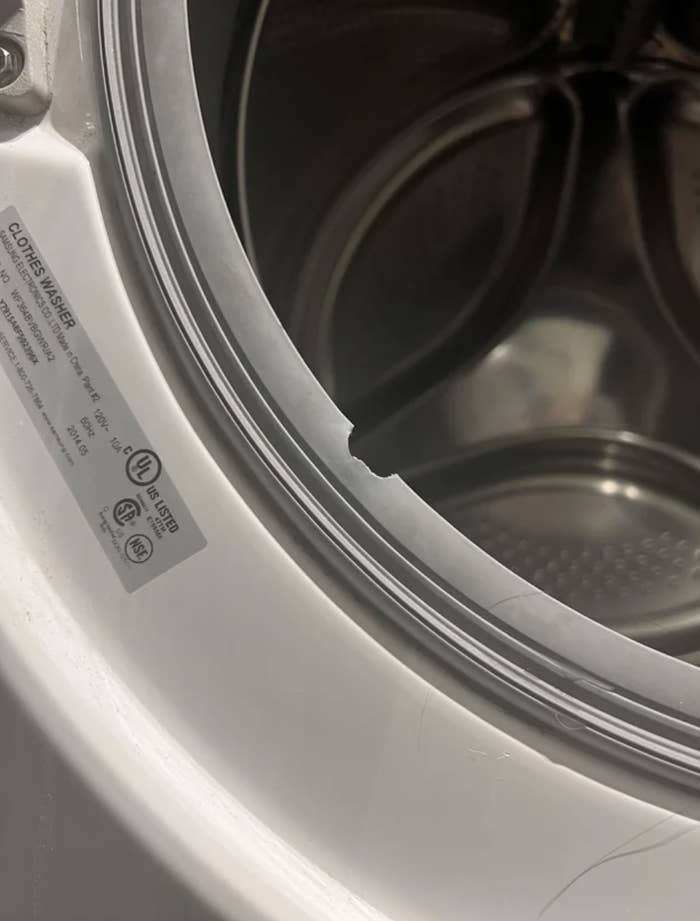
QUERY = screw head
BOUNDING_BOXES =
[0,36,24,89]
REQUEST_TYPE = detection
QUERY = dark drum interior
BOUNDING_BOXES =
[189,0,700,661]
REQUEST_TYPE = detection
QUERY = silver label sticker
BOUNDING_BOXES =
[0,207,206,591]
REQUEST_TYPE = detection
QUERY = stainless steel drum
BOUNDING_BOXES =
[221,0,700,654]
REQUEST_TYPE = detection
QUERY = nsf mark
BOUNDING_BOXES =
[124,533,153,564]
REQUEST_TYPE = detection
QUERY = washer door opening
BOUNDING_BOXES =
[188,0,700,660]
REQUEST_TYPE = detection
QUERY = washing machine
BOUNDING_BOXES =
[2,0,700,918]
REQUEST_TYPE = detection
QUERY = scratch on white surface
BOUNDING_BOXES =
[74,0,84,62]
[489,590,541,612]
[417,689,431,751]
[537,814,696,918]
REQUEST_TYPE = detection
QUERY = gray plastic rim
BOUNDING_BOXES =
[99,0,700,785]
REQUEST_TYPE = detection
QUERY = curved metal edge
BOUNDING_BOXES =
[98,0,700,788]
